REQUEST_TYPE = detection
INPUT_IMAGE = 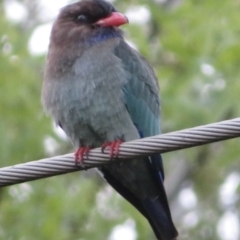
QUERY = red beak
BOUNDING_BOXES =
[94,12,128,27]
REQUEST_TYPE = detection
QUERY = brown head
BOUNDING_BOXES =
[45,0,128,79]
[50,0,128,47]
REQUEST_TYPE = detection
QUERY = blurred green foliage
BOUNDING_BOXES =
[0,0,240,239]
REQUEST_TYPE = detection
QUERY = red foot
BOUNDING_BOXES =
[101,140,123,159]
[75,147,90,165]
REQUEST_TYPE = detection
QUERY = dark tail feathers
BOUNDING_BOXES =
[142,198,178,240]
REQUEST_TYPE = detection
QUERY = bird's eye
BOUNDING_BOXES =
[75,14,88,24]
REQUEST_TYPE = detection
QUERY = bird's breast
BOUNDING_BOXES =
[42,39,138,147]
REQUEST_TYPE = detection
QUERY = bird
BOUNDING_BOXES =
[41,0,178,239]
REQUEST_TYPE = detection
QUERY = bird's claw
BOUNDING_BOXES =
[101,139,123,160]
[74,147,90,166]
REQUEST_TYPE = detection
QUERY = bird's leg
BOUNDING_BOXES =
[101,136,124,160]
[74,146,91,166]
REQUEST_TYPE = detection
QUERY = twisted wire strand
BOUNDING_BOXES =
[0,118,240,187]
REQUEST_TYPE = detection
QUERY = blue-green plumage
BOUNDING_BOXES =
[41,1,178,239]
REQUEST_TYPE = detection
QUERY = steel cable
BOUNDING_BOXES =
[0,118,240,187]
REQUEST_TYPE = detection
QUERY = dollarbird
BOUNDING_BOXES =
[41,0,178,239]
